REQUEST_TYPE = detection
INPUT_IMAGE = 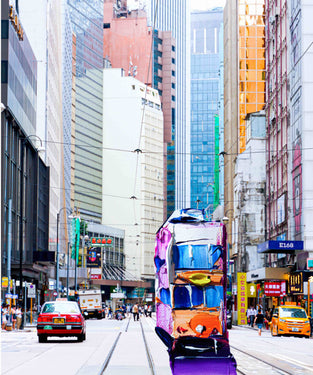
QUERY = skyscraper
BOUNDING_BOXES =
[67,0,104,222]
[150,0,191,210]
[190,8,223,214]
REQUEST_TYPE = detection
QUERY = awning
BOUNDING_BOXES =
[246,267,290,282]
[257,240,303,254]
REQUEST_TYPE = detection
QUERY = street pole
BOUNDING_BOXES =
[74,218,78,293]
[56,212,60,297]
[67,241,70,299]
[7,199,12,296]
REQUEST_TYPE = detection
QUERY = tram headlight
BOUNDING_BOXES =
[195,324,204,333]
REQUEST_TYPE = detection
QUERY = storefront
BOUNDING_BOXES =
[246,267,290,311]
[288,271,313,314]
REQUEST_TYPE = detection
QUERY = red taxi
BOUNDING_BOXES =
[37,300,86,343]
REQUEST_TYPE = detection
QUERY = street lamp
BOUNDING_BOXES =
[56,207,72,297]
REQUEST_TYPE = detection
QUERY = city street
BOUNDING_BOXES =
[1,316,313,375]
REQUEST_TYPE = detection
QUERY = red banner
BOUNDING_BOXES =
[264,281,286,296]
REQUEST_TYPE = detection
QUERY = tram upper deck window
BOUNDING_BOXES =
[173,285,224,309]
[173,244,222,270]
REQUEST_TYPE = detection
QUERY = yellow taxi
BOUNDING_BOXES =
[270,302,311,338]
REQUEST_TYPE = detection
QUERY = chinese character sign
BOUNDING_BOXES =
[264,281,286,296]
[237,272,247,325]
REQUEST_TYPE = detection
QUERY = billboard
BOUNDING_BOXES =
[86,247,101,268]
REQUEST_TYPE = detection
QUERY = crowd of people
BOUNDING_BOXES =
[105,303,154,321]
[1,304,23,331]
[1,303,41,331]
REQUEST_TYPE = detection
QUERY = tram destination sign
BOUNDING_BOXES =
[257,240,303,254]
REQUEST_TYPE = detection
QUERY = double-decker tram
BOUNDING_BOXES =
[154,209,237,374]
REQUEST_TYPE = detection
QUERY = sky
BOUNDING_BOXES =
[191,0,226,11]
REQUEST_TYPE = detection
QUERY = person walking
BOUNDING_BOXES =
[250,306,257,327]
[16,306,22,330]
[2,304,8,330]
[246,306,252,326]
[254,308,265,336]
[132,303,139,321]
[11,305,17,330]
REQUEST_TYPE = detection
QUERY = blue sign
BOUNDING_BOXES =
[258,240,303,254]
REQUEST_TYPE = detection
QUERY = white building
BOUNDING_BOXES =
[102,69,164,280]
[233,112,266,273]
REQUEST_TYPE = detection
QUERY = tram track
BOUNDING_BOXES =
[231,345,306,375]
[98,317,155,375]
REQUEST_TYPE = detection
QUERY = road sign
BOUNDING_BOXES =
[53,292,58,297]
[27,284,36,298]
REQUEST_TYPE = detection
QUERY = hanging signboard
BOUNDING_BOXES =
[90,237,113,247]
[264,281,286,296]
[86,247,101,268]
[237,272,247,325]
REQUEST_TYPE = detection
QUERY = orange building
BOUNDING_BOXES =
[103,0,152,85]
[238,0,266,153]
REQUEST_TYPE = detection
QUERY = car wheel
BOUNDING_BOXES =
[38,334,47,343]
[77,333,85,342]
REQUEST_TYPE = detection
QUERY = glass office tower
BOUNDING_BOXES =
[150,0,191,210]
[68,0,103,222]
[190,9,223,214]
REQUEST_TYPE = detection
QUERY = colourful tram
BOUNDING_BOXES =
[154,209,237,374]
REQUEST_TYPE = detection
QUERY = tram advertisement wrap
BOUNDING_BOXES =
[237,272,247,325]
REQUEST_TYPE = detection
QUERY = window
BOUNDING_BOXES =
[172,70,175,77]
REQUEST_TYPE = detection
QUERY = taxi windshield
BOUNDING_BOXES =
[280,308,307,318]
[42,302,80,314]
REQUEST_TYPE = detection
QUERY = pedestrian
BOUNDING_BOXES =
[246,306,252,326]
[254,308,265,336]
[2,304,8,330]
[132,303,139,321]
[251,306,257,327]
[144,304,148,317]
[16,306,22,330]
[11,305,17,330]
[148,304,152,318]
[126,304,131,318]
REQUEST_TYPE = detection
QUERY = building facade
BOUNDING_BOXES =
[150,0,191,210]
[68,0,104,223]
[1,0,50,302]
[102,69,164,281]
[190,8,223,214]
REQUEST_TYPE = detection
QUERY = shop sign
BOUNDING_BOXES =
[90,274,101,280]
[247,283,257,298]
[90,237,113,246]
[289,272,303,294]
[237,272,247,326]
[264,281,286,296]
[2,277,8,288]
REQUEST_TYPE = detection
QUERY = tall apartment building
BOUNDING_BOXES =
[190,8,223,215]
[102,69,164,281]
[287,1,313,266]
[223,0,238,247]
[152,30,176,219]
[224,0,265,250]
[150,0,191,210]
[68,0,104,223]
[265,0,289,266]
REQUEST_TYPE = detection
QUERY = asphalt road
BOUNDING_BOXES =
[1,317,313,375]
